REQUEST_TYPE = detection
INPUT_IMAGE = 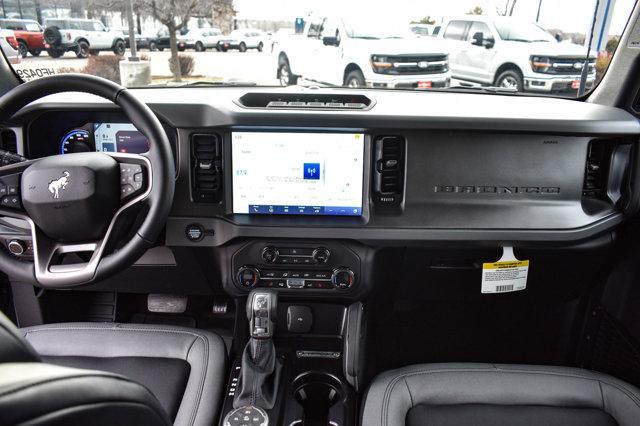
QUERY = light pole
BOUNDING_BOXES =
[126,0,138,61]
[536,0,543,22]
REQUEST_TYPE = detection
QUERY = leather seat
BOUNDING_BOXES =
[0,312,227,426]
[361,363,640,426]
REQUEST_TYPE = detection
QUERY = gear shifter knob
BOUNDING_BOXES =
[246,289,278,339]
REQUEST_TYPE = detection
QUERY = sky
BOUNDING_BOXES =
[234,0,637,35]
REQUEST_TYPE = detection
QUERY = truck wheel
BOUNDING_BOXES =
[257,42,263,52]
[158,47,164,52]
[345,69,366,87]
[220,46,228,52]
[43,26,62,45]
[112,40,126,56]
[47,48,64,58]
[149,41,157,51]
[76,41,90,58]
[17,41,28,58]
[195,41,204,52]
[29,49,42,56]
[278,59,298,86]
[239,42,247,52]
[495,69,523,91]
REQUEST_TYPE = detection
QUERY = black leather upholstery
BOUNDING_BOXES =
[0,310,39,363]
[0,362,170,426]
[20,322,228,426]
[362,363,640,426]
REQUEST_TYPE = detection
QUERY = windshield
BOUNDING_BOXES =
[494,20,555,42]
[343,18,414,39]
[2,0,636,98]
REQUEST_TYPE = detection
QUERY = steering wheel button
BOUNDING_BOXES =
[133,173,143,182]
[7,186,17,195]
[0,186,7,196]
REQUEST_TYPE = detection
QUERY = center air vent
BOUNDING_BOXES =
[191,133,222,203]
[237,93,372,110]
[373,135,406,207]
[0,129,18,153]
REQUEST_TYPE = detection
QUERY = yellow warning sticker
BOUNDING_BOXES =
[481,247,529,294]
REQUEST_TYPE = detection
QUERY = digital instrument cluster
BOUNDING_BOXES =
[59,123,149,155]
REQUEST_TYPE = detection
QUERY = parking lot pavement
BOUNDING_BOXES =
[14,49,279,85]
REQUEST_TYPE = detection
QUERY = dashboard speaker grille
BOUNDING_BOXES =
[237,93,372,110]
[0,129,18,153]
[191,133,222,203]
[373,135,405,207]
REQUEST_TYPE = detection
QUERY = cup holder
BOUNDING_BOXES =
[292,372,344,426]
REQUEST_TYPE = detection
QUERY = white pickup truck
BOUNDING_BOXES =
[437,16,596,93]
[275,15,451,89]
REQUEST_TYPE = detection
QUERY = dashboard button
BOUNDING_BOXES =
[312,271,332,280]
[332,268,355,289]
[237,266,260,288]
[1,195,20,209]
[312,248,330,264]
[261,246,279,263]
[7,239,26,255]
[185,223,204,242]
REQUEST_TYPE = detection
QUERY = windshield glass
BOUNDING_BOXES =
[343,18,414,39]
[1,0,636,98]
[494,20,555,42]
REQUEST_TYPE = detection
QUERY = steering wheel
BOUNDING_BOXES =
[0,74,175,288]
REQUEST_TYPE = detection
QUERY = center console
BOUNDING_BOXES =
[231,241,362,294]
[220,290,363,426]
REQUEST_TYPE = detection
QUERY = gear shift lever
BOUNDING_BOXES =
[233,289,282,410]
[247,290,277,339]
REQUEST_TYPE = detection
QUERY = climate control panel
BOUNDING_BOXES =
[231,241,361,293]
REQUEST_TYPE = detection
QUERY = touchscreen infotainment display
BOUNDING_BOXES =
[232,132,364,216]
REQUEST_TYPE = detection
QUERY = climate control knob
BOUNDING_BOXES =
[331,267,354,289]
[237,266,260,288]
[261,246,279,263]
[312,247,330,264]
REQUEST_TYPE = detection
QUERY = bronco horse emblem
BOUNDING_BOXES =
[48,171,70,199]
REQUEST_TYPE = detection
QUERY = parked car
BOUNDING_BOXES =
[155,29,183,51]
[437,16,597,93]
[217,29,268,52]
[115,28,158,51]
[0,18,44,58]
[177,28,223,51]
[276,15,450,88]
[0,29,20,64]
[43,18,127,58]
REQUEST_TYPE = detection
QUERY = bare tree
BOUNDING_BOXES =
[497,0,518,16]
[467,6,483,15]
[212,0,235,34]
[141,0,214,81]
[410,16,436,25]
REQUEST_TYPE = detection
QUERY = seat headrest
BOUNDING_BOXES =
[0,310,40,363]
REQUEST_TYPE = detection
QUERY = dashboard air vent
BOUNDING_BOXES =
[191,133,222,203]
[0,129,17,153]
[582,140,615,199]
[237,93,372,110]
[373,135,405,207]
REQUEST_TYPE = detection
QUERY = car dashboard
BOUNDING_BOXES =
[4,86,640,297]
